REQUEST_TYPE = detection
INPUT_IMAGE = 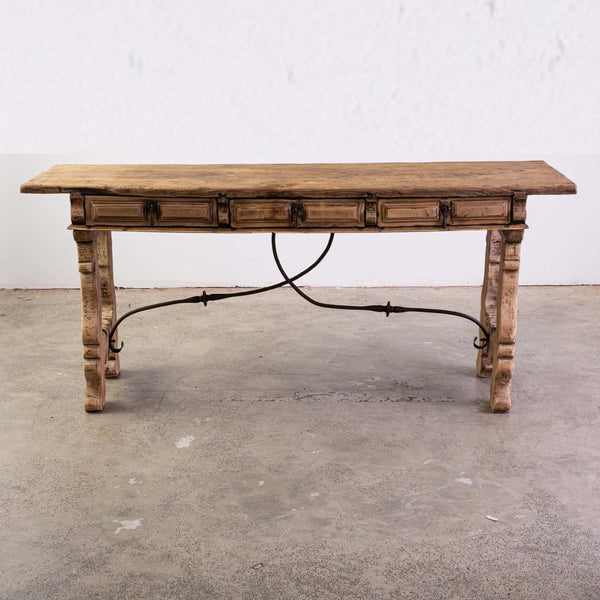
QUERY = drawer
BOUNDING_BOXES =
[156,200,216,226]
[85,196,217,227]
[230,199,365,229]
[303,200,364,227]
[378,200,441,227]
[230,200,293,228]
[378,197,512,228]
[451,198,511,224]
[86,196,148,225]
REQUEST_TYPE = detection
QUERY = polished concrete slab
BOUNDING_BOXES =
[1,286,600,599]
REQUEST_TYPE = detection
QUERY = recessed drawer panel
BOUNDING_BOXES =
[230,200,294,228]
[451,198,511,223]
[157,200,216,226]
[86,196,148,225]
[85,196,218,227]
[303,200,364,227]
[378,200,441,227]
[378,197,512,228]
[230,198,365,229]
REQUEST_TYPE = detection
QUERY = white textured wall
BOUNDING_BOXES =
[1,0,598,287]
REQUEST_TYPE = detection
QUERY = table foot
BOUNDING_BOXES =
[487,230,524,412]
[74,230,107,411]
[477,230,502,378]
[97,231,120,378]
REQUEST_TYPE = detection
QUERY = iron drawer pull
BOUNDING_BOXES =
[440,202,450,228]
[290,202,305,228]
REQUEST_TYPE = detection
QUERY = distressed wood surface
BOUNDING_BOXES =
[511,191,527,224]
[21,161,576,198]
[477,229,503,378]
[70,194,526,232]
[67,222,528,234]
[69,192,85,224]
[78,194,519,231]
[229,198,365,228]
[86,196,148,225]
[156,200,215,226]
[365,195,377,226]
[451,198,511,223]
[489,230,524,412]
[217,194,230,226]
[73,230,106,411]
[97,231,120,379]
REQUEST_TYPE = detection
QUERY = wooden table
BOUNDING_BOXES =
[21,162,576,412]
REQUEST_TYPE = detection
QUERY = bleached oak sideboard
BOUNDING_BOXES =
[21,162,576,412]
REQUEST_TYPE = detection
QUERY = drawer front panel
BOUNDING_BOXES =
[85,196,218,227]
[157,200,216,226]
[378,200,440,226]
[84,195,514,229]
[451,198,511,223]
[230,200,294,228]
[378,197,512,228]
[86,196,148,225]
[303,200,364,227]
[230,198,365,229]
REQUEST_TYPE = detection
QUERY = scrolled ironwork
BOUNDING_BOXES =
[108,233,489,354]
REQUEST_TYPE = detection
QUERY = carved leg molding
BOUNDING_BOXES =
[489,230,524,412]
[97,231,120,378]
[477,230,502,377]
[74,230,106,411]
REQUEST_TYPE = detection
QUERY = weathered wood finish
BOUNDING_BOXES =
[229,198,365,229]
[477,230,502,378]
[230,199,294,229]
[511,191,527,224]
[97,231,120,378]
[365,195,377,226]
[378,197,512,228]
[87,196,148,225]
[73,230,106,411]
[488,230,524,412]
[22,162,576,412]
[74,194,527,232]
[378,199,441,227]
[70,192,85,224]
[86,196,218,227]
[68,222,529,234]
[451,198,511,224]
[21,161,577,197]
[157,200,215,226]
[217,194,230,226]
[302,200,364,227]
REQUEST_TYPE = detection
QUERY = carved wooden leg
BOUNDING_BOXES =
[74,230,106,411]
[477,230,502,377]
[489,230,524,412]
[97,231,120,378]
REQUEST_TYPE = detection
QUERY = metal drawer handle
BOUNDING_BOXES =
[290,202,305,228]
[440,202,450,228]
[147,200,158,225]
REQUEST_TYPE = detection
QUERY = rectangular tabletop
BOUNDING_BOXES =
[21,161,576,198]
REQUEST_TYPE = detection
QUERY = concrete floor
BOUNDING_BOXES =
[1,285,600,599]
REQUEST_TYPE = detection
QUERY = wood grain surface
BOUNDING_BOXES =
[21,161,576,198]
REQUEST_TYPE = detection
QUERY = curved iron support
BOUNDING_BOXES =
[108,294,206,353]
[108,234,336,353]
[270,233,489,350]
[108,232,489,354]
